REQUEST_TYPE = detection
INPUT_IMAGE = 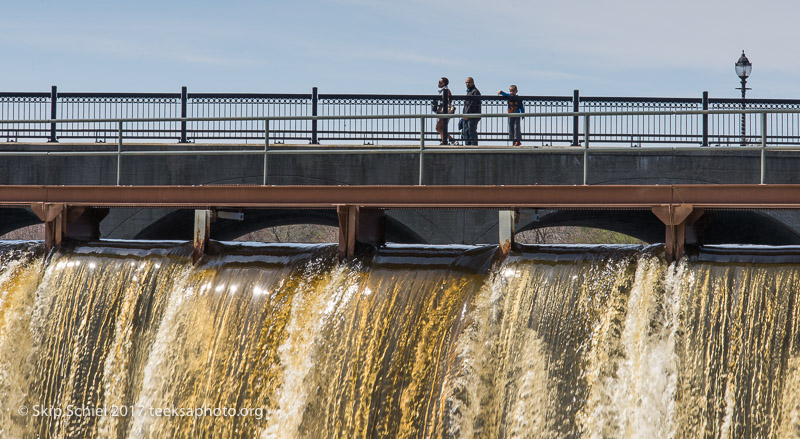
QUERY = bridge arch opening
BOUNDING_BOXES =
[0,208,44,240]
[234,224,339,243]
[0,223,44,240]
[515,210,800,246]
[516,226,645,245]
[134,209,426,244]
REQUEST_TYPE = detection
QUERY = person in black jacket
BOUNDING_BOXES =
[461,77,481,145]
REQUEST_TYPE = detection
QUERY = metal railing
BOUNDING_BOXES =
[1,108,799,187]
[4,86,800,146]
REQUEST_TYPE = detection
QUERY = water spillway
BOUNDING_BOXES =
[0,241,798,438]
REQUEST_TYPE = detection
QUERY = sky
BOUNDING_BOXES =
[2,0,799,99]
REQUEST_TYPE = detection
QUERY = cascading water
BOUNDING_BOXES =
[0,240,798,438]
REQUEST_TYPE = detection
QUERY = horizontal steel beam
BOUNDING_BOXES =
[0,145,797,157]
[4,108,800,125]
[1,185,800,210]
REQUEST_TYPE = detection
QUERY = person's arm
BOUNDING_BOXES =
[498,91,509,96]
[462,90,473,116]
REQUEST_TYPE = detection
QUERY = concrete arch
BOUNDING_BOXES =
[516,210,800,245]
[134,208,426,244]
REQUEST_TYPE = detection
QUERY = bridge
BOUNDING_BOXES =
[4,87,800,261]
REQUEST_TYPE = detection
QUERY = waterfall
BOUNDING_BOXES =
[0,241,798,438]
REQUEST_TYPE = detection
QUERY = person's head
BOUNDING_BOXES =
[509,84,518,95]
[439,77,449,87]
[465,77,475,89]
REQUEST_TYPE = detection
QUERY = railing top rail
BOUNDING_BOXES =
[709,97,800,105]
[58,92,182,99]
[316,93,574,102]
[188,93,312,99]
[0,92,51,98]
[6,89,800,107]
[581,96,702,104]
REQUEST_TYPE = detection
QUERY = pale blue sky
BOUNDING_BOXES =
[2,0,798,99]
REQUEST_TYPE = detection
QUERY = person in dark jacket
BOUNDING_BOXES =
[433,77,456,145]
[461,77,481,145]
[498,84,524,146]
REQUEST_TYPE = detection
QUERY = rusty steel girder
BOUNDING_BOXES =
[2,184,800,209]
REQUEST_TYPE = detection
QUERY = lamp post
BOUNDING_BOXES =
[735,50,752,145]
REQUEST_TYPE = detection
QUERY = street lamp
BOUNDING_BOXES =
[735,50,752,145]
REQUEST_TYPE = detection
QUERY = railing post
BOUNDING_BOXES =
[761,111,767,184]
[311,86,319,144]
[49,85,57,143]
[262,119,269,186]
[419,116,425,185]
[117,121,123,186]
[193,209,211,263]
[583,115,590,185]
[572,89,580,146]
[702,91,709,146]
[499,210,516,255]
[180,86,188,143]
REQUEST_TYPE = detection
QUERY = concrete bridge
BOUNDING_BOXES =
[3,96,800,247]
[2,141,800,247]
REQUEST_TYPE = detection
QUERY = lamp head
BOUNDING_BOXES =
[735,50,752,80]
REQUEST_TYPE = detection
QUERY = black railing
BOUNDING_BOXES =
[3,86,800,146]
[0,92,51,141]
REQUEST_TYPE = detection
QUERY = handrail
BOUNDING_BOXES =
[2,107,800,124]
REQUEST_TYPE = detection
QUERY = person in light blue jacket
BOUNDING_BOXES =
[498,85,524,146]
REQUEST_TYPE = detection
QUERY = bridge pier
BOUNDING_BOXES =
[652,205,704,263]
[31,203,65,251]
[31,204,109,251]
[193,209,211,263]
[499,210,516,255]
[337,206,386,259]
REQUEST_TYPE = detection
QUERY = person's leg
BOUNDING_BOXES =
[436,119,445,144]
[442,118,449,144]
[461,119,470,143]
[508,118,514,144]
[469,120,479,145]
[511,118,521,145]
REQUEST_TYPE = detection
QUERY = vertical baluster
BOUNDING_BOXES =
[584,114,590,185]
[264,113,273,177]
[117,121,123,185]
[761,111,767,183]
[419,116,425,185]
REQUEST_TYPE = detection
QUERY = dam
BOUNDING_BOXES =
[1,241,799,437]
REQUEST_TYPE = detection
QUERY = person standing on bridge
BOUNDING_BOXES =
[434,77,456,145]
[498,84,524,146]
[461,77,481,145]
